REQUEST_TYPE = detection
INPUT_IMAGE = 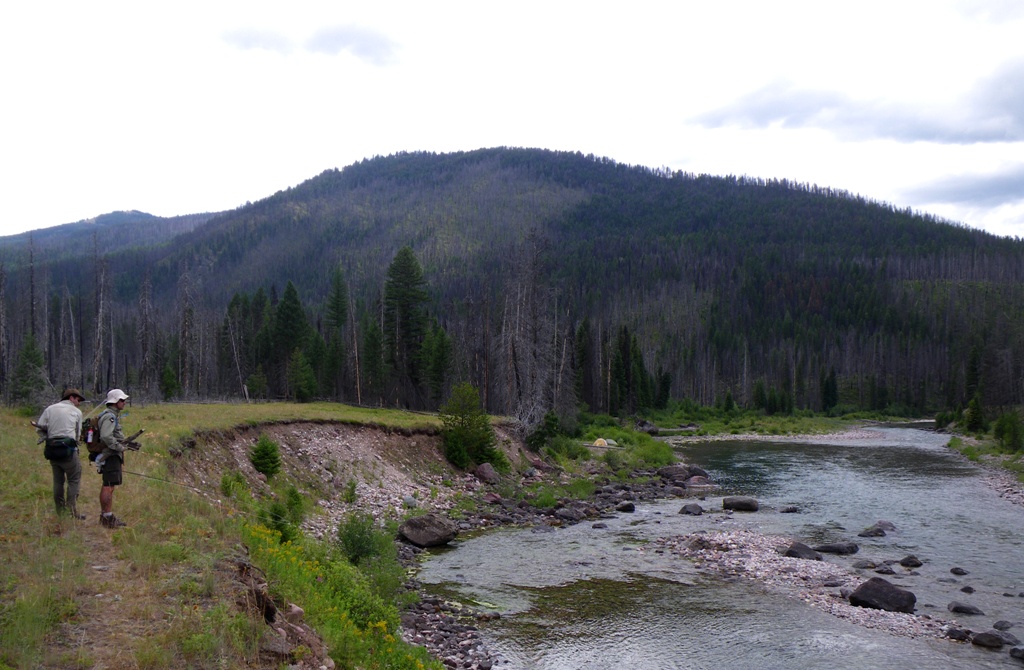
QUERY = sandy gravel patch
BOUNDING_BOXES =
[656,530,955,640]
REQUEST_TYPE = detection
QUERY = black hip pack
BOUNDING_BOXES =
[44,437,78,461]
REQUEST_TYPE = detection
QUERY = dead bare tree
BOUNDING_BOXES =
[137,272,156,394]
[57,286,81,387]
[91,258,109,395]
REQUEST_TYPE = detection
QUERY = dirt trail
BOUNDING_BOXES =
[46,516,166,670]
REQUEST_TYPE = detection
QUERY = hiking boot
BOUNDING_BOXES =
[100,514,126,528]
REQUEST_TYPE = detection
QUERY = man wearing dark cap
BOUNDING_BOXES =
[35,388,86,519]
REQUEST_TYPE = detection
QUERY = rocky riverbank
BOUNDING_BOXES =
[204,421,1023,668]
[391,428,1024,669]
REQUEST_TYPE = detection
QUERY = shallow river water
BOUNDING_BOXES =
[417,427,1024,669]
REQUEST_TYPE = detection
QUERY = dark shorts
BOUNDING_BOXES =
[101,456,123,487]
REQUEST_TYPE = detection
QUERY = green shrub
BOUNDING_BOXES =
[439,383,508,471]
[285,485,305,524]
[342,479,358,504]
[532,489,558,509]
[526,411,560,451]
[337,513,385,566]
[993,411,1024,451]
[220,471,248,498]
[565,478,595,498]
[601,449,624,470]
[249,433,282,479]
[258,500,298,543]
[544,435,591,461]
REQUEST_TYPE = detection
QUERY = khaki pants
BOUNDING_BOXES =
[50,453,82,515]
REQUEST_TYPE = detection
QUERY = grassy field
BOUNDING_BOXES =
[0,401,445,670]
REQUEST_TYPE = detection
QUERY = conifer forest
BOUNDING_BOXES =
[2,148,1023,427]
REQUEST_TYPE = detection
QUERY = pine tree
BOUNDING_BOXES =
[11,333,47,405]
[439,382,504,470]
[382,247,429,398]
[269,281,310,395]
[287,349,317,402]
[249,433,282,479]
[420,320,452,405]
[361,318,386,406]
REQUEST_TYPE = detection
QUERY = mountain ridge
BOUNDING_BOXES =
[2,147,1022,416]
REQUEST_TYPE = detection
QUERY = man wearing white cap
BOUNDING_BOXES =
[97,389,130,528]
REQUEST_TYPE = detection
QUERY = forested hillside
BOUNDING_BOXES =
[2,147,1022,427]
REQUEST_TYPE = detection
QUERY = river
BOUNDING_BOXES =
[417,427,1024,669]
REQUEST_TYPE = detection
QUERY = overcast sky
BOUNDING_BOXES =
[2,1,1023,239]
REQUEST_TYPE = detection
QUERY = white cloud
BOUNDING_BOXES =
[2,1,1024,238]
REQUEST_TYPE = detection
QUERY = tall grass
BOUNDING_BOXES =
[0,402,444,669]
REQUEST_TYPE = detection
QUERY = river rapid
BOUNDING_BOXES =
[417,427,1024,669]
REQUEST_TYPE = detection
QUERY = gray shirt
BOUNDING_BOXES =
[98,407,126,457]
[36,399,83,442]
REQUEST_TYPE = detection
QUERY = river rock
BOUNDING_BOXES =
[899,555,923,568]
[684,475,714,488]
[947,601,985,615]
[679,503,704,516]
[723,496,759,512]
[971,631,1005,648]
[1011,646,1024,661]
[858,524,887,537]
[997,630,1022,645]
[398,513,459,547]
[784,542,822,561]
[615,501,636,513]
[814,542,859,555]
[994,620,1015,631]
[687,465,709,479]
[852,559,876,569]
[848,577,916,613]
[636,419,659,435]
[945,626,972,641]
[950,567,969,575]
[960,586,975,594]
[475,463,500,484]
[658,465,689,478]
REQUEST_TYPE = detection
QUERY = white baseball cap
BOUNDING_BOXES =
[104,389,130,405]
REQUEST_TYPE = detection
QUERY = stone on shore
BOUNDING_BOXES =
[398,512,459,547]
[848,577,916,613]
[784,541,822,561]
[679,503,704,516]
[475,463,500,484]
[814,542,859,555]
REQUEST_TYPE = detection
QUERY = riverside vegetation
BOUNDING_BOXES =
[3,393,1022,669]
[0,395,678,669]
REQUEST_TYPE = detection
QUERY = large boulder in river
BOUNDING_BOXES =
[848,577,916,613]
[398,513,459,548]
[814,542,859,555]
[723,496,759,512]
